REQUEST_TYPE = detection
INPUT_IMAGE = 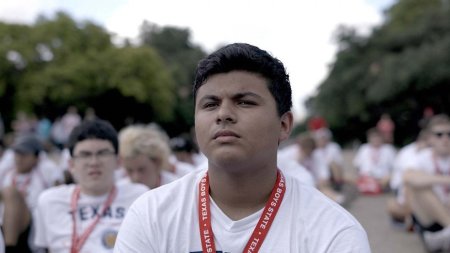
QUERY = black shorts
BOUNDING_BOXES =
[1,222,32,253]
[412,214,444,235]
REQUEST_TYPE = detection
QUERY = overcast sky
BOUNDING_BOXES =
[0,0,395,121]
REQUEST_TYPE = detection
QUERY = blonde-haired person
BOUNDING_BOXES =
[118,125,179,189]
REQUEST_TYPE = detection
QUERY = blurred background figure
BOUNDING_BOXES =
[118,124,178,189]
[279,132,346,205]
[169,133,205,168]
[0,134,62,252]
[377,113,395,144]
[308,114,328,131]
[83,107,98,122]
[387,129,430,230]
[312,128,347,190]
[403,114,450,252]
[354,128,396,194]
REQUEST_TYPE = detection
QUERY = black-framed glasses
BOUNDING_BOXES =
[72,149,116,164]
[433,131,450,138]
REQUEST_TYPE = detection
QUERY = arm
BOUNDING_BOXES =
[403,170,450,189]
[325,226,371,253]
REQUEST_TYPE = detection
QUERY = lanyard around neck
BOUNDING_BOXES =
[198,170,286,253]
[70,185,117,253]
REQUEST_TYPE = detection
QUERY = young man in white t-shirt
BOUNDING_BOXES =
[404,114,450,252]
[0,134,61,253]
[353,128,397,193]
[114,43,370,252]
[34,119,148,253]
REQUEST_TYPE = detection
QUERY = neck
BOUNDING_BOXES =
[80,184,114,196]
[434,149,450,159]
[207,163,278,220]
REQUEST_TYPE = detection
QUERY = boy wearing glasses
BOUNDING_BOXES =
[34,119,148,253]
[404,114,450,252]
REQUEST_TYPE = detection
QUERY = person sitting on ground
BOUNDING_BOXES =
[353,128,396,194]
[0,134,62,253]
[312,128,346,190]
[33,119,148,253]
[387,129,429,229]
[114,42,370,252]
[403,114,450,252]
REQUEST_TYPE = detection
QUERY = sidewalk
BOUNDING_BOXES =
[342,149,427,253]
[347,194,425,253]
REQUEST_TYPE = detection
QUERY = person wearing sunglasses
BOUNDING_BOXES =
[404,114,450,252]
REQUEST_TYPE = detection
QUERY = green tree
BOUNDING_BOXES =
[0,12,176,131]
[308,0,450,145]
[139,21,206,135]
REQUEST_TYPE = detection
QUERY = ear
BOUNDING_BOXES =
[279,111,293,144]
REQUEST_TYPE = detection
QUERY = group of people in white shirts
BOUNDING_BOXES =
[1,113,450,252]
[0,120,203,253]
[0,42,372,252]
[278,113,450,252]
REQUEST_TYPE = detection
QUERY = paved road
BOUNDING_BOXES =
[346,194,426,253]
[342,150,427,253]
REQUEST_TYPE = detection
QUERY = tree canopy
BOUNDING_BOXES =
[307,0,450,145]
[0,12,206,135]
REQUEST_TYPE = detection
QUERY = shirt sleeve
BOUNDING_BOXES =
[114,198,157,253]
[325,225,372,253]
[33,193,48,248]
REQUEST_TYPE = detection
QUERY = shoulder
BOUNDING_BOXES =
[38,184,74,205]
[117,181,149,196]
[130,169,204,211]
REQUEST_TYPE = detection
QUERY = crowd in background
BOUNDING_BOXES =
[0,104,449,252]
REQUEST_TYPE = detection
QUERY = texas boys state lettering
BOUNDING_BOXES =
[198,170,286,253]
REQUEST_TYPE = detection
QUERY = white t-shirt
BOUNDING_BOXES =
[411,148,450,204]
[0,157,62,224]
[313,142,344,167]
[114,169,370,253]
[0,229,4,253]
[390,143,418,190]
[169,157,196,178]
[389,143,423,204]
[278,145,330,183]
[353,144,397,179]
[34,182,148,253]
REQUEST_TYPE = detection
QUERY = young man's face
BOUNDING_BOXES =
[194,70,292,170]
[122,153,159,189]
[430,123,450,156]
[69,139,119,195]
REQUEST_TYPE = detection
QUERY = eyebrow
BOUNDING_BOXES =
[198,92,263,103]
[76,148,113,155]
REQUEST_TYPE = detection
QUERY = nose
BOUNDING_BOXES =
[216,101,236,124]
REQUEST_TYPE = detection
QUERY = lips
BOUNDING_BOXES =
[88,171,102,177]
[213,130,240,139]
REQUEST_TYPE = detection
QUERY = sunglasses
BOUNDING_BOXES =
[433,131,450,138]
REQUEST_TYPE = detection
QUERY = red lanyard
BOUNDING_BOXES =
[12,173,32,194]
[11,168,48,194]
[70,185,117,253]
[198,170,285,253]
